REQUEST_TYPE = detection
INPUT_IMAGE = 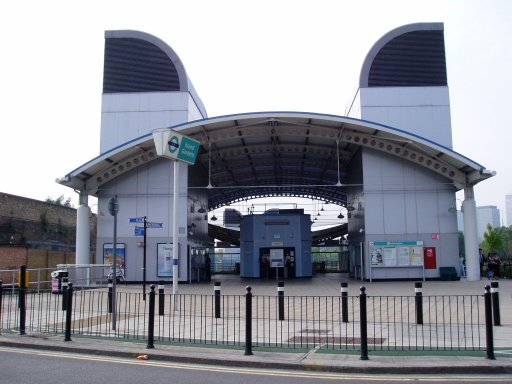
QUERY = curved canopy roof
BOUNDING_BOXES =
[58,111,494,210]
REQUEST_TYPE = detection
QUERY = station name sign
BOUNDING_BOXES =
[152,128,200,165]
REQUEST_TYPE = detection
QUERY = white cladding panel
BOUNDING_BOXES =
[188,95,204,122]
[96,160,189,281]
[362,148,456,236]
[100,92,191,153]
[360,87,452,148]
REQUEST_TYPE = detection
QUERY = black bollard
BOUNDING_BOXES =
[359,286,368,360]
[108,278,113,314]
[341,282,349,323]
[244,286,253,356]
[415,282,423,325]
[61,277,69,311]
[277,281,285,321]
[19,265,26,335]
[158,280,165,317]
[484,285,495,359]
[214,282,221,319]
[491,281,501,326]
[147,284,155,349]
[64,283,74,342]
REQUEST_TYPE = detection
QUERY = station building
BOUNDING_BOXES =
[57,23,494,283]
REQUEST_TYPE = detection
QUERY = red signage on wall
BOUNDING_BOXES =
[424,247,437,269]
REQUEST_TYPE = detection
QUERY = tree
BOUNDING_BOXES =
[45,195,73,208]
[480,224,503,254]
[497,226,512,259]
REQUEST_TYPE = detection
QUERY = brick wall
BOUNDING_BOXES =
[0,192,76,226]
[0,191,96,248]
[0,246,88,286]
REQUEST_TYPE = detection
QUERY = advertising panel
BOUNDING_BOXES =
[103,243,126,269]
[157,243,175,277]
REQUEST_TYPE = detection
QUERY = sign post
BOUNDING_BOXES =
[143,216,147,300]
[173,160,179,301]
[152,128,200,301]
[108,195,119,331]
[130,216,163,299]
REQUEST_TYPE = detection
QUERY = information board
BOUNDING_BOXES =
[369,241,424,267]
[270,249,284,268]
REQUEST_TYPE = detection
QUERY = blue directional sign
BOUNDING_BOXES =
[146,222,164,229]
[134,227,145,236]
[129,217,145,223]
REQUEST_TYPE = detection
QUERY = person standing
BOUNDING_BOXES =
[459,253,466,278]
[492,253,501,279]
[479,248,486,277]
[205,253,211,282]
[487,252,494,279]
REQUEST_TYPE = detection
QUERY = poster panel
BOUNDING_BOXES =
[103,243,126,268]
[103,243,126,277]
[410,246,423,266]
[157,243,174,277]
[383,247,397,266]
[397,246,411,266]
[371,246,383,266]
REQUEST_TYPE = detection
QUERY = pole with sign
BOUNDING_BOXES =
[143,216,147,300]
[152,128,200,300]
[108,196,119,331]
[130,216,163,299]
[173,161,179,298]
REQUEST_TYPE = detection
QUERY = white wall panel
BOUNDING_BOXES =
[415,191,439,233]
[362,148,456,240]
[170,111,189,126]
[360,86,452,147]
[149,92,172,111]
[365,194,384,233]
[404,191,419,234]
[118,112,140,145]
[101,94,119,112]
[149,111,172,130]
[117,93,140,112]
[101,91,197,152]
[100,113,118,153]
[171,93,188,110]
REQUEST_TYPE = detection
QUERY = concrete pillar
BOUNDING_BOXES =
[76,192,91,265]
[463,186,479,281]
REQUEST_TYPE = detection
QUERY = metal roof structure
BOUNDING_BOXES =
[208,222,348,246]
[58,111,494,213]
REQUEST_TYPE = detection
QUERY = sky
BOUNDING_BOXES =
[1,0,511,224]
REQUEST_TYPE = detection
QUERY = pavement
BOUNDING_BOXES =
[1,274,512,375]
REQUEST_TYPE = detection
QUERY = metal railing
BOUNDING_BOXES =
[0,265,111,293]
[56,264,111,288]
[1,280,499,358]
[0,267,55,293]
